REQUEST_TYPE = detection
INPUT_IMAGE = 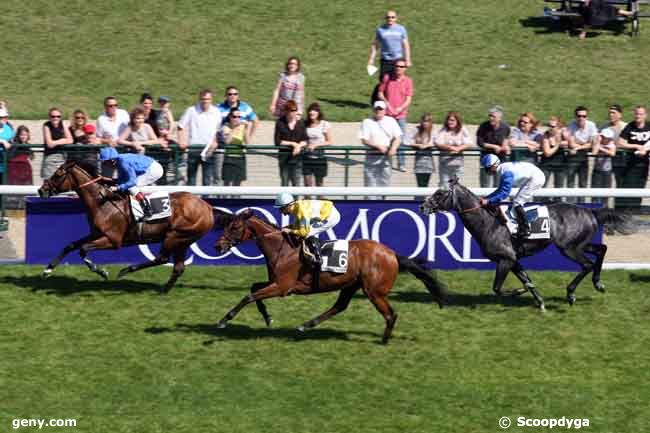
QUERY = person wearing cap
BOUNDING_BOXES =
[359,100,402,194]
[98,147,163,218]
[476,106,511,188]
[274,191,341,290]
[217,86,259,143]
[591,127,617,205]
[479,154,546,238]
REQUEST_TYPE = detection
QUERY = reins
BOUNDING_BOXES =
[459,205,482,214]
[78,176,112,189]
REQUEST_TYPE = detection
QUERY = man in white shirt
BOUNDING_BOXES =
[96,96,130,176]
[566,106,598,203]
[359,100,401,189]
[177,88,222,186]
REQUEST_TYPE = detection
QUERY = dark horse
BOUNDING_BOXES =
[214,209,446,343]
[420,179,634,310]
[37,160,216,293]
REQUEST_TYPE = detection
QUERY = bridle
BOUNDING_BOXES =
[449,183,482,214]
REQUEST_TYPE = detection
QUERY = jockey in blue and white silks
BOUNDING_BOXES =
[99,147,163,217]
[479,153,546,237]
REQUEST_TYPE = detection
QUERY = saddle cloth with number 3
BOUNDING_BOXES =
[320,240,349,273]
[129,191,173,222]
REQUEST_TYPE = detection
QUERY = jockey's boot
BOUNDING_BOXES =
[513,204,530,238]
[307,237,322,291]
[135,192,153,219]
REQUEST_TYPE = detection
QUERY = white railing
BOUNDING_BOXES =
[2,185,650,197]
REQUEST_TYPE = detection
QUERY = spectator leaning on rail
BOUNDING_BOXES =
[99,147,163,218]
[303,102,332,189]
[601,104,627,193]
[409,112,435,188]
[218,86,259,143]
[509,112,543,164]
[476,106,511,188]
[479,154,546,238]
[42,107,73,179]
[367,10,411,82]
[96,96,130,177]
[68,109,99,163]
[566,106,598,203]
[274,191,341,291]
[154,96,178,185]
[591,127,617,205]
[615,105,650,209]
[274,99,308,186]
[117,106,159,155]
[435,111,472,189]
[540,116,570,193]
[0,106,15,183]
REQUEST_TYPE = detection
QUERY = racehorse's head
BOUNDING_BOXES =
[215,209,255,253]
[38,161,78,198]
[420,188,454,214]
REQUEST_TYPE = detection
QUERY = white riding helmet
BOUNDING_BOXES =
[480,153,500,168]
[274,192,296,208]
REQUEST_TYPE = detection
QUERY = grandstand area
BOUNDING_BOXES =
[2,1,650,433]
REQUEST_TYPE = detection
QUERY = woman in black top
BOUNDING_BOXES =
[42,107,72,178]
[274,99,308,186]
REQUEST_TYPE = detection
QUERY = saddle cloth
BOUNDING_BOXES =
[320,240,349,273]
[499,204,551,240]
[130,191,173,222]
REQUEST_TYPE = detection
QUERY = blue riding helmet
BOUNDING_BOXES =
[99,147,119,161]
[274,192,295,208]
[480,153,500,168]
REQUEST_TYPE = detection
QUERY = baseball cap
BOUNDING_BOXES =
[158,96,170,103]
[82,124,96,134]
[373,100,386,110]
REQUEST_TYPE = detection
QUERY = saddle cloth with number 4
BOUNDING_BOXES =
[498,204,550,240]
[320,240,349,273]
[129,191,173,222]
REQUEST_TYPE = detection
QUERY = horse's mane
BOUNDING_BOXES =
[251,214,281,230]
[69,159,99,178]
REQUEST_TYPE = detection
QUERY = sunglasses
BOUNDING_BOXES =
[75,116,85,119]
[374,107,385,111]
[50,115,61,118]
[395,65,407,68]
[519,120,530,124]
[227,92,239,96]
[289,109,298,112]
[386,15,396,19]
[106,104,118,108]
[576,114,588,118]
[230,115,241,118]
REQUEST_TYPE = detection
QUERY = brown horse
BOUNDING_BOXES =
[37,160,216,293]
[214,209,446,344]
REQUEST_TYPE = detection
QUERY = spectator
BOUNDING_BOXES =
[213,108,248,187]
[117,106,159,154]
[615,105,650,209]
[541,116,570,192]
[359,100,401,190]
[177,89,222,186]
[377,58,412,171]
[303,102,332,188]
[155,96,175,137]
[0,107,15,184]
[409,113,435,188]
[578,0,636,39]
[6,125,32,209]
[274,100,308,186]
[153,96,177,185]
[476,106,510,187]
[68,109,99,162]
[591,127,617,205]
[96,96,130,177]
[566,106,598,203]
[42,107,73,179]
[600,104,627,190]
[218,86,259,143]
[269,57,305,118]
[367,10,411,81]
[509,112,543,164]
[435,111,473,188]
[139,93,160,136]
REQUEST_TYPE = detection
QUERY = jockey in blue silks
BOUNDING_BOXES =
[479,154,546,238]
[99,147,163,217]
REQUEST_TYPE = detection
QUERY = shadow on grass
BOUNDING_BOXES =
[519,15,626,37]
[145,322,381,343]
[317,97,371,110]
[629,273,650,283]
[0,274,162,296]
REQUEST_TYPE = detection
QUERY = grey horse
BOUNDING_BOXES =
[420,178,635,310]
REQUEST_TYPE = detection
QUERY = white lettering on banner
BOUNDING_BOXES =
[428,212,462,262]
[371,208,426,258]
[339,208,370,240]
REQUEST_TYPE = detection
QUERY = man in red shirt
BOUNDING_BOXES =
[378,58,413,171]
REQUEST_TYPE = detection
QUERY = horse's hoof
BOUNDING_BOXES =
[264,317,274,328]
[539,304,546,312]
[296,325,306,333]
[157,287,170,295]
[42,268,53,279]
[98,269,109,281]
[595,282,606,293]
[567,295,576,306]
[217,321,227,329]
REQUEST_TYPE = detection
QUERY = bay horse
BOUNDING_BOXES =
[37,160,216,293]
[419,178,635,310]
[213,209,446,344]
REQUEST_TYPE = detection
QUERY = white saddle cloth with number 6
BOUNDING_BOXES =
[320,240,349,273]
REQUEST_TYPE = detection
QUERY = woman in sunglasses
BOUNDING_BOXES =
[42,107,73,178]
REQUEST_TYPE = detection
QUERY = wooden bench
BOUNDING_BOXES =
[543,0,650,35]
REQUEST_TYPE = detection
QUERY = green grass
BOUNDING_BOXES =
[2,1,649,125]
[1,264,650,432]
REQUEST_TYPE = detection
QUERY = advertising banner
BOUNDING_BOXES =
[26,197,600,270]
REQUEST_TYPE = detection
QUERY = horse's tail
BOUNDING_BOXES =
[592,208,637,235]
[396,255,447,308]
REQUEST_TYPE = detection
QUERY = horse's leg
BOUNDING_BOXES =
[43,234,97,278]
[512,262,545,311]
[117,250,170,280]
[251,281,273,327]
[585,243,607,292]
[366,293,398,344]
[297,285,359,332]
[560,247,594,306]
[78,236,115,280]
[492,260,514,296]
[217,282,283,328]
[159,249,188,294]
